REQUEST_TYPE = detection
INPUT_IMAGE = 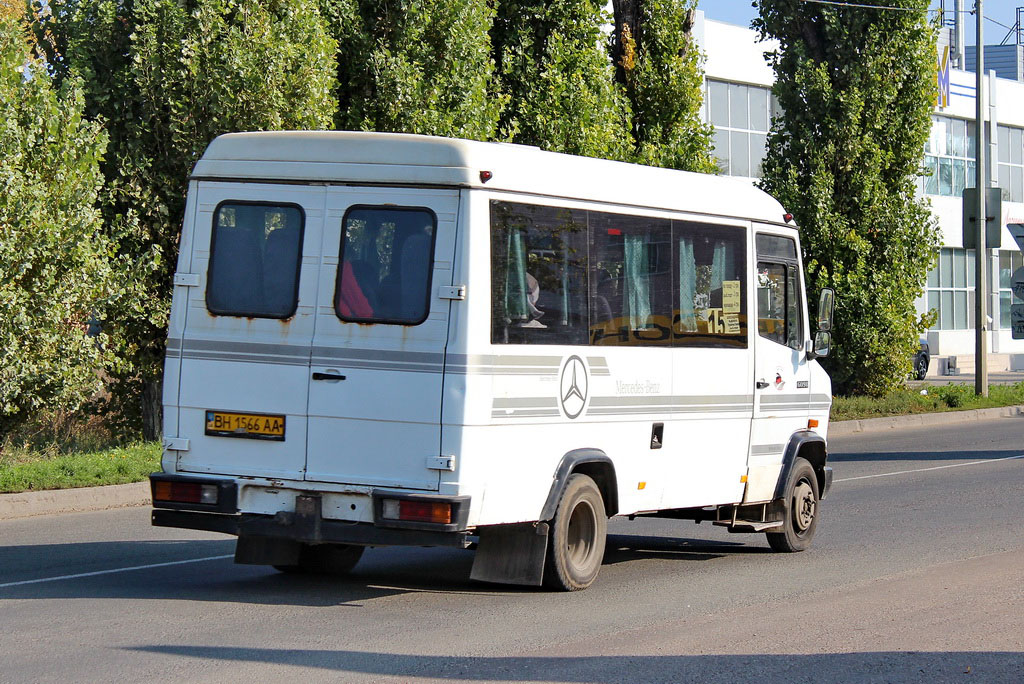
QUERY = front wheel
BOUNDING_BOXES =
[543,473,607,591]
[766,457,820,553]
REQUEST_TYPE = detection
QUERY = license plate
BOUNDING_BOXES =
[205,411,285,441]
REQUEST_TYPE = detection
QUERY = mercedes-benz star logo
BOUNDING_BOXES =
[559,355,588,419]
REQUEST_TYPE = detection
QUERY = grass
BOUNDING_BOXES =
[0,441,161,494]
[0,409,159,494]
[831,381,1024,422]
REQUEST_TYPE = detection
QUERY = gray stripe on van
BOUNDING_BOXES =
[492,397,559,409]
[312,347,445,366]
[587,405,751,416]
[589,394,752,408]
[750,444,785,456]
[586,357,611,376]
[180,351,310,367]
[182,339,311,359]
[491,409,562,419]
[446,354,562,376]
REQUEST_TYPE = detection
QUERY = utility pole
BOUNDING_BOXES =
[975,0,989,396]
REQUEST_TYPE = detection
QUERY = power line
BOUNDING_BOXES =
[790,0,937,11]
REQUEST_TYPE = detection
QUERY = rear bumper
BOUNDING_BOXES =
[152,509,471,547]
[150,473,472,548]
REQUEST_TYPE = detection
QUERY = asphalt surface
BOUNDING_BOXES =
[0,419,1022,683]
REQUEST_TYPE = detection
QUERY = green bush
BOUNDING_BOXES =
[0,16,115,441]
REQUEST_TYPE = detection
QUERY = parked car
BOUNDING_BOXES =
[913,339,930,380]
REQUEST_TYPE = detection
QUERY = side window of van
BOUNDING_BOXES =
[755,234,803,350]
[206,202,304,318]
[673,221,748,349]
[589,212,673,346]
[490,201,589,344]
[335,206,437,325]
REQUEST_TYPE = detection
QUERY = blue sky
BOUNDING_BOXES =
[696,1,1024,45]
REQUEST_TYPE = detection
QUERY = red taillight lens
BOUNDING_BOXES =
[382,499,452,524]
[153,481,218,505]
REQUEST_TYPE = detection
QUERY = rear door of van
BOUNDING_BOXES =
[305,187,459,492]
[173,182,325,481]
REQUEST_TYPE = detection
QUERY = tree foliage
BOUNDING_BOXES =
[612,0,714,172]
[35,0,337,437]
[491,0,631,159]
[322,0,501,140]
[755,0,940,396]
[0,17,114,438]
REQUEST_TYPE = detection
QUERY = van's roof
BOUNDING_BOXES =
[194,131,789,223]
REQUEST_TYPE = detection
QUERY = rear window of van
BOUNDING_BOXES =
[334,206,437,325]
[206,202,304,318]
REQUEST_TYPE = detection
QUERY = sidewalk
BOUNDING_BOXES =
[2,404,1022,521]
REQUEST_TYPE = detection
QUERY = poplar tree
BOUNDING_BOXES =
[35,0,337,437]
[321,0,502,140]
[755,0,940,396]
[611,0,715,172]
[0,17,115,438]
[491,0,631,159]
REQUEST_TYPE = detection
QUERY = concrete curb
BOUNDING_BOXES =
[0,481,150,521]
[828,404,1024,437]
[2,404,1022,520]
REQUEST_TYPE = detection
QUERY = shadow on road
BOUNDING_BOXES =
[602,534,757,565]
[0,534,762,604]
[828,447,1024,463]
[121,646,1024,683]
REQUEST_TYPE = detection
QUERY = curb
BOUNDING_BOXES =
[2,404,1022,521]
[828,404,1024,437]
[0,481,150,521]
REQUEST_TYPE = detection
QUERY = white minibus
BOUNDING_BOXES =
[151,131,834,590]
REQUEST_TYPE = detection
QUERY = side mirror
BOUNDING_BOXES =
[808,331,831,360]
[817,288,834,332]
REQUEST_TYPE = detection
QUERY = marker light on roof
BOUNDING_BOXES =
[783,213,794,223]
[480,170,493,183]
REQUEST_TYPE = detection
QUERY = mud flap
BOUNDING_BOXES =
[470,522,549,586]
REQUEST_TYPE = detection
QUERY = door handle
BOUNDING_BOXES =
[312,372,346,382]
[755,379,769,389]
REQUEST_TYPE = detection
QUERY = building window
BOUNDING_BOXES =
[707,79,772,179]
[999,250,1024,329]
[924,116,976,197]
[926,247,975,330]
[997,125,1024,203]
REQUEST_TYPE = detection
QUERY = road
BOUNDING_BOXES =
[1,418,1022,683]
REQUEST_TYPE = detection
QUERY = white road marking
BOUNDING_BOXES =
[834,453,1024,483]
[0,554,234,589]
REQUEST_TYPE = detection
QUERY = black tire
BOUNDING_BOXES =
[914,352,929,381]
[274,543,364,575]
[543,473,607,591]
[766,457,820,553]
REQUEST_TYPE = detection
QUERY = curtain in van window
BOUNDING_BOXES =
[206,203,303,319]
[624,235,651,329]
[504,229,530,323]
[678,238,698,332]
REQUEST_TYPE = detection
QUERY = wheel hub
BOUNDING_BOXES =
[793,481,815,531]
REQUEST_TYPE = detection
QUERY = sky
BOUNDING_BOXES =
[696,0,1024,45]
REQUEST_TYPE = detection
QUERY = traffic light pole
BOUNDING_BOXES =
[975,0,988,396]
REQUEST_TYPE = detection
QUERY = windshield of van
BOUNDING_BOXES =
[335,206,437,325]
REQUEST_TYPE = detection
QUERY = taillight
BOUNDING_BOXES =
[381,499,452,524]
[153,481,219,505]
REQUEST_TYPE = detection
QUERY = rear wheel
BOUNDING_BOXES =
[543,473,607,591]
[274,543,364,575]
[766,457,819,553]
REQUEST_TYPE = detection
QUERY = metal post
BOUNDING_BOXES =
[975,0,988,396]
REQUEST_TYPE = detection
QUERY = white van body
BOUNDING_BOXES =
[153,131,833,589]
